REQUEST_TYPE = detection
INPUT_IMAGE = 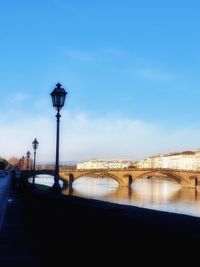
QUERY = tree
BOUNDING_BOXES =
[0,158,8,170]
[8,156,19,166]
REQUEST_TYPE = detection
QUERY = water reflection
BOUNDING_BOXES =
[63,176,200,217]
[65,177,119,197]
[131,179,181,204]
[32,175,200,217]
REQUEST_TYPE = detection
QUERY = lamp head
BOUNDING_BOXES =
[50,83,67,112]
[32,138,39,150]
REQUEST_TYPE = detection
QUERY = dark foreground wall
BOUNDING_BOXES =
[20,183,200,266]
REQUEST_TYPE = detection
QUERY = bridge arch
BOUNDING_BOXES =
[133,171,182,184]
[67,171,125,186]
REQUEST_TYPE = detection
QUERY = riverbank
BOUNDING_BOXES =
[20,182,200,265]
[0,173,12,231]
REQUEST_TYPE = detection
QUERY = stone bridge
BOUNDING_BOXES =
[21,168,200,189]
[59,168,200,189]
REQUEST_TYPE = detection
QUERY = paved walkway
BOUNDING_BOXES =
[0,174,39,267]
[0,173,11,231]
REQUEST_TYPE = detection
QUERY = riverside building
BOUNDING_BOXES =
[136,150,200,171]
[77,150,200,171]
[77,160,132,169]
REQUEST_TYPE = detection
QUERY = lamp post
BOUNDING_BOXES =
[32,138,39,185]
[26,150,31,170]
[21,156,25,170]
[50,83,67,192]
[18,158,22,170]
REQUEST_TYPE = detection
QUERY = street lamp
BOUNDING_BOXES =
[26,150,31,170]
[18,158,22,169]
[21,156,25,170]
[32,138,39,185]
[50,83,67,192]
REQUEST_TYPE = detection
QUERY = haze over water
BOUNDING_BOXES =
[34,175,200,218]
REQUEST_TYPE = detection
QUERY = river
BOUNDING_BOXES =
[30,175,200,218]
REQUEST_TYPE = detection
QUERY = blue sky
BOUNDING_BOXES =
[1,0,200,162]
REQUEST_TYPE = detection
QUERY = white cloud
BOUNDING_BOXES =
[9,92,29,105]
[0,112,200,163]
[133,67,171,81]
[63,48,126,63]
[65,50,94,62]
